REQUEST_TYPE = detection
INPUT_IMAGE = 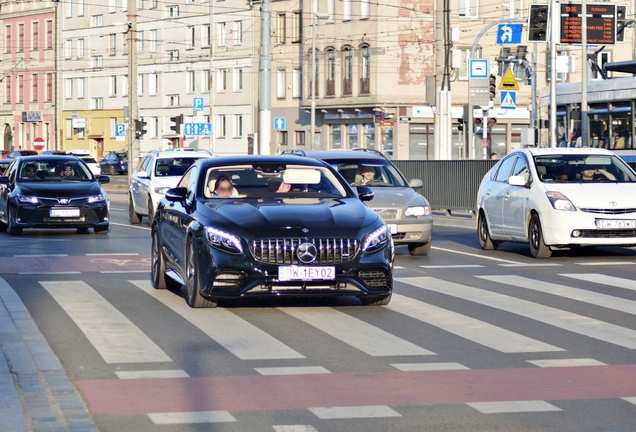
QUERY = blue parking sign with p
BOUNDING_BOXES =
[193,97,204,111]
[115,124,126,137]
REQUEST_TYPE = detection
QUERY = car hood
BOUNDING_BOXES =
[17,181,104,197]
[200,197,380,235]
[362,187,429,207]
[544,183,636,208]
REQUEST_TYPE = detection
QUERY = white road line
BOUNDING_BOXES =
[561,273,636,292]
[479,275,636,316]
[111,222,151,231]
[528,358,606,368]
[148,411,236,425]
[131,280,304,360]
[419,265,484,269]
[115,370,190,379]
[273,425,319,432]
[40,280,171,364]
[575,261,635,266]
[86,253,139,256]
[14,254,68,257]
[467,400,561,414]
[255,366,331,375]
[400,276,636,349]
[391,362,470,371]
[309,405,401,419]
[387,291,562,353]
[431,246,524,264]
[279,307,434,357]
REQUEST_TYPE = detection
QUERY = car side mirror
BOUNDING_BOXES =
[137,170,149,179]
[98,175,111,184]
[165,187,188,202]
[356,186,374,201]
[408,178,423,188]
[508,175,527,187]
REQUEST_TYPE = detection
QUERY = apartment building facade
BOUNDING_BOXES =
[1,0,633,160]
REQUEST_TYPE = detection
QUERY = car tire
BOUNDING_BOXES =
[129,194,141,224]
[360,293,392,306]
[408,241,431,256]
[151,227,181,290]
[185,238,217,308]
[478,212,499,250]
[94,224,109,234]
[146,196,154,227]
[529,214,552,259]
[7,207,22,235]
[109,166,117,176]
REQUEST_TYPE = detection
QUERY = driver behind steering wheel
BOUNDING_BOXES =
[352,166,377,186]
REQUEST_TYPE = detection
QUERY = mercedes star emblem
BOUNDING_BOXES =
[297,242,318,264]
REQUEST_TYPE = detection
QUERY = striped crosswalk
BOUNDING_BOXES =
[10,269,636,428]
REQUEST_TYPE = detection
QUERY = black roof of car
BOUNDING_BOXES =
[13,155,84,163]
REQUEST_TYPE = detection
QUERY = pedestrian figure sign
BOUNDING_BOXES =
[500,91,517,110]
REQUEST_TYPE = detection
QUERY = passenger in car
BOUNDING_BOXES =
[554,165,570,181]
[211,175,235,198]
[580,165,616,181]
[24,164,40,180]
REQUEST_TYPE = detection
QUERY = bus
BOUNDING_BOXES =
[538,76,636,162]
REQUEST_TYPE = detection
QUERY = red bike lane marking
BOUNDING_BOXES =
[0,255,151,273]
[77,365,636,416]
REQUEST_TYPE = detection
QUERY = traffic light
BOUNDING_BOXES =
[489,75,497,101]
[528,3,550,42]
[134,119,147,139]
[457,118,464,132]
[617,5,626,43]
[170,114,184,135]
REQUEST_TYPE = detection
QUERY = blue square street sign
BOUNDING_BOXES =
[193,97,204,111]
[500,91,517,110]
[115,123,126,137]
[274,117,286,131]
[469,59,489,79]
[497,24,523,44]
[184,123,212,136]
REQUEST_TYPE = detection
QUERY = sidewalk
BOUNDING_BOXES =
[0,279,97,432]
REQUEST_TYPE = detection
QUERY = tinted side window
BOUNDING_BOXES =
[494,156,517,183]
[512,156,530,182]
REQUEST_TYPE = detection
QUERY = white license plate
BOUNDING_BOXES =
[50,208,80,218]
[278,266,335,281]
[387,224,397,234]
[596,219,636,229]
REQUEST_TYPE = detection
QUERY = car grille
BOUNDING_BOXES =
[358,270,390,288]
[37,197,92,206]
[369,208,399,221]
[250,238,359,264]
[579,208,636,215]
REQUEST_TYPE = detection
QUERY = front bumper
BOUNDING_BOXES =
[14,203,109,229]
[387,217,433,244]
[541,209,636,247]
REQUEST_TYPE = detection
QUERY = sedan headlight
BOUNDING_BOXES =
[18,195,39,204]
[88,194,107,203]
[546,191,576,211]
[404,205,432,217]
[204,227,243,254]
[362,224,389,253]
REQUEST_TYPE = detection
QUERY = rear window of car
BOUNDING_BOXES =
[81,157,97,163]
[323,159,408,187]
[155,157,202,177]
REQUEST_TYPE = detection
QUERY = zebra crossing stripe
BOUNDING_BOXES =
[130,280,304,360]
[386,293,562,353]
[561,273,636,292]
[40,281,171,364]
[399,276,636,349]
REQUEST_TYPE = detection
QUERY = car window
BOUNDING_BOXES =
[534,154,636,183]
[81,157,97,164]
[512,156,530,184]
[155,157,201,177]
[326,159,408,187]
[494,156,517,183]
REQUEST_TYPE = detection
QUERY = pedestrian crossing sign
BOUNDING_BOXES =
[500,91,517,110]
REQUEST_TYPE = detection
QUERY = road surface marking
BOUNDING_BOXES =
[148,410,236,424]
[116,370,190,379]
[131,280,304,360]
[255,366,331,376]
[273,426,318,432]
[309,405,401,419]
[400,276,636,349]
[388,290,562,353]
[392,362,469,371]
[41,280,171,364]
[420,265,484,269]
[561,273,636,292]
[432,246,522,264]
[280,307,434,356]
[467,400,561,414]
[528,358,606,368]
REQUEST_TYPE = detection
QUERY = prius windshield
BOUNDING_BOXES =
[534,155,636,183]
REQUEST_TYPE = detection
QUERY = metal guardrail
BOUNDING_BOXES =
[392,160,497,213]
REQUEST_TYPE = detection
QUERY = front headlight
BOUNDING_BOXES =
[546,191,576,211]
[404,205,431,217]
[154,186,170,195]
[204,227,243,254]
[18,195,39,204]
[362,224,389,253]
[88,194,107,203]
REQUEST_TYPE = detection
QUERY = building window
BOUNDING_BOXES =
[278,131,289,147]
[233,68,243,92]
[343,47,352,95]
[110,76,117,96]
[78,77,85,98]
[138,30,145,53]
[31,74,38,102]
[109,34,117,55]
[66,119,73,139]
[167,50,179,61]
[328,0,336,23]
[168,94,180,106]
[459,0,479,18]
[217,69,227,92]
[233,114,243,137]
[343,0,352,21]
[77,38,85,58]
[137,74,144,95]
[109,0,117,13]
[326,48,335,96]
[46,20,53,49]
[149,73,158,95]
[187,26,195,49]
[291,11,301,43]
[292,67,301,98]
[92,98,104,109]
[46,73,53,101]
[17,75,24,102]
[5,78,11,103]
[361,0,370,19]
[92,55,103,68]
[202,24,210,47]
[150,29,158,52]
[457,49,471,80]
[202,69,210,92]
[275,13,286,45]
[217,115,226,137]
[31,22,39,51]
[295,131,306,147]
[64,39,72,58]
[18,24,25,52]
[92,15,103,27]
[167,5,179,17]
[277,69,286,99]
[233,21,242,45]
[5,26,10,54]
[187,70,195,93]
[122,75,128,96]
[77,0,85,16]
[217,22,227,46]
[360,45,370,95]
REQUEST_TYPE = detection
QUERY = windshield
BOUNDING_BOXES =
[534,154,636,183]
[201,164,349,198]
[18,160,94,182]
[325,159,408,187]
[155,157,203,177]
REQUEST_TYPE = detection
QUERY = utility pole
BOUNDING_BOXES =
[53,0,61,150]
[258,0,272,155]
[127,0,138,183]
[433,0,451,159]
[580,0,588,147]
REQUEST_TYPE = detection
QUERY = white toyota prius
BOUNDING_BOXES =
[476,148,636,258]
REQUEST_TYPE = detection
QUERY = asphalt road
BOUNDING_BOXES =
[2,174,636,431]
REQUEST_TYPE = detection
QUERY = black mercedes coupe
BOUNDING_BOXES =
[151,155,394,308]
[0,155,110,234]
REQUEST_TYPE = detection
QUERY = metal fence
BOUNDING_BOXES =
[392,160,497,213]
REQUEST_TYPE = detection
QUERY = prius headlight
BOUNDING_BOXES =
[88,194,107,203]
[362,224,389,253]
[18,195,39,204]
[546,191,576,211]
[204,227,243,254]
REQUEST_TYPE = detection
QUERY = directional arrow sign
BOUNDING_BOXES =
[274,117,286,131]
[497,24,522,44]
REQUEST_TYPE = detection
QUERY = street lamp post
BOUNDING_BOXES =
[310,12,330,150]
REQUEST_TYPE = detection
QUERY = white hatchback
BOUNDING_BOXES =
[476,148,636,258]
